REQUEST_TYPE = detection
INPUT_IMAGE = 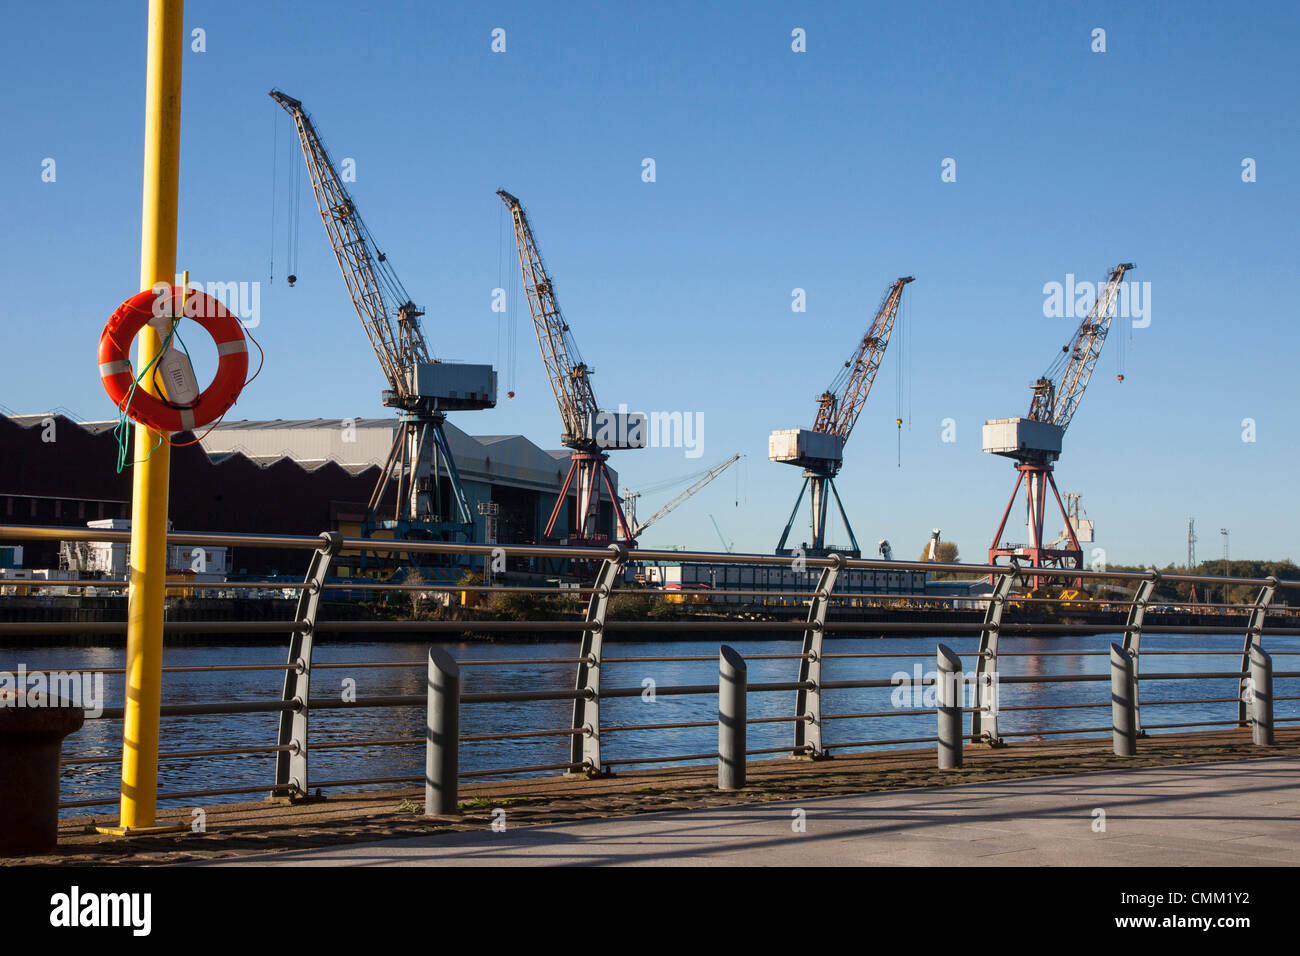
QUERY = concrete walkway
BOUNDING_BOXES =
[207,756,1300,867]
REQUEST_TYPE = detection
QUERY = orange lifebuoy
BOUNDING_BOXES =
[98,285,248,433]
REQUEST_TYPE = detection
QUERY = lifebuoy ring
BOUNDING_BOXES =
[98,285,248,432]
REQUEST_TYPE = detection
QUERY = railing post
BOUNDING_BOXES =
[271,531,342,801]
[1238,579,1276,726]
[425,646,460,815]
[936,644,963,770]
[1247,645,1273,746]
[1121,573,1157,737]
[971,570,1014,745]
[718,645,747,790]
[569,543,627,776]
[1110,643,1137,756]
[793,553,842,759]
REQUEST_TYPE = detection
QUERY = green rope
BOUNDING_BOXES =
[113,317,179,474]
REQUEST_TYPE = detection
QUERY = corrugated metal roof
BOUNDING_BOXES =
[4,414,613,492]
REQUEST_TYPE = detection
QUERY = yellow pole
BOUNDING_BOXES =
[117,0,185,831]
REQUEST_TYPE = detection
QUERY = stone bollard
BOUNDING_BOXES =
[425,647,460,816]
[1248,645,1274,746]
[0,691,85,856]
[936,644,963,769]
[718,645,747,790]
[1110,643,1137,757]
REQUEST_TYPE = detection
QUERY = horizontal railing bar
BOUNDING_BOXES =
[984,701,1111,713]
[601,620,812,632]
[13,663,298,675]
[311,726,587,751]
[310,657,591,668]
[307,689,592,708]
[1139,650,1250,656]
[313,620,596,633]
[824,736,937,749]
[995,650,1109,657]
[602,752,730,766]
[744,745,807,756]
[996,727,1112,738]
[61,742,291,764]
[826,622,987,632]
[1140,697,1240,707]
[59,781,282,810]
[602,715,805,734]
[1141,720,1244,730]
[0,579,313,590]
[87,699,298,720]
[821,651,966,659]
[1137,672,1252,681]
[323,583,596,594]
[823,709,927,720]
[4,524,1298,590]
[603,719,715,733]
[460,762,588,778]
[998,674,1110,685]
[599,681,812,698]
[298,767,605,787]
[602,653,808,663]
[612,588,993,602]
[0,620,309,635]
[301,775,422,789]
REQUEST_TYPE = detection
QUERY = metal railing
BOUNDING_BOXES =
[0,523,1297,811]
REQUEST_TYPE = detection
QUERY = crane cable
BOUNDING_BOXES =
[895,286,906,467]
[497,204,519,398]
[285,129,303,284]
[268,104,277,285]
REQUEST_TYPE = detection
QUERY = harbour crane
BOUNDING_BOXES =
[623,454,742,538]
[497,189,644,545]
[983,262,1133,588]
[271,91,497,547]
[770,276,914,558]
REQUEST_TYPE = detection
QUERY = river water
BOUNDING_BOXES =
[4,633,1295,815]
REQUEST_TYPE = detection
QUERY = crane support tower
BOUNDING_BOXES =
[271,91,496,550]
[984,262,1133,588]
[771,276,913,558]
[497,189,645,546]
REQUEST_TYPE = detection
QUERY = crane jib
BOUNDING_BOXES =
[1034,263,1134,431]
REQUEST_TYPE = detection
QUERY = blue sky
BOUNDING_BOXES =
[2,1,1297,566]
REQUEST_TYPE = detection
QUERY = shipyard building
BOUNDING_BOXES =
[0,413,615,577]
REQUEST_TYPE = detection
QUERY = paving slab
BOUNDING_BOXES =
[17,728,1297,866]
[204,756,1300,867]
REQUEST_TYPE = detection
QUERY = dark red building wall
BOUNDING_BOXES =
[0,416,376,575]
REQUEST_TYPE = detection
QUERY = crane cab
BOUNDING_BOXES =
[981,418,1063,461]
[407,362,497,411]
